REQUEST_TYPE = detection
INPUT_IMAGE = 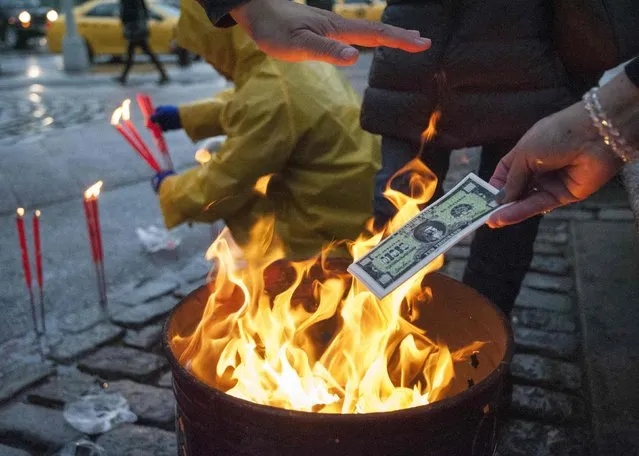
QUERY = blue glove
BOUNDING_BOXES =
[150,106,181,131]
[152,170,176,193]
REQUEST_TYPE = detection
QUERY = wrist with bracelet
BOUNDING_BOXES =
[583,87,638,164]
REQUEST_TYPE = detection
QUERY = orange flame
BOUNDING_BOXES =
[17,207,25,217]
[421,110,441,144]
[173,159,480,414]
[254,174,273,196]
[35,209,41,217]
[84,181,103,199]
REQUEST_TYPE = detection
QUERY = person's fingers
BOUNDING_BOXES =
[499,151,538,204]
[283,30,360,65]
[487,190,563,228]
[488,155,511,191]
[326,16,431,52]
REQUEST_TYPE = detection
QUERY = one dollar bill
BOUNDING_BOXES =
[348,173,508,299]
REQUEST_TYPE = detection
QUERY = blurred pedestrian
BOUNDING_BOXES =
[116,0,169,85]
[149,0,380,260]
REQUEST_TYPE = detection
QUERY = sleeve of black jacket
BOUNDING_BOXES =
[195,0,249,27]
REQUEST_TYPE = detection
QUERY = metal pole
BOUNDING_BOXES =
[61,0,89,72]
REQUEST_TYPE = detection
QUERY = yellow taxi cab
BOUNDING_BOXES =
[296,0,386,22]
[333,0,385,22]
[46,0,179,61]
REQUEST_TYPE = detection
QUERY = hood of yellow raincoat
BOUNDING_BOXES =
[177,0,265,83]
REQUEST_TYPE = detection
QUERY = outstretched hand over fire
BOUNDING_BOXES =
[230,0,431,65]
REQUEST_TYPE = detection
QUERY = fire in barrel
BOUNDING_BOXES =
[164,160,513,456]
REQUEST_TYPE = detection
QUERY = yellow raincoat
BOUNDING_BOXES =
[158,0,380,259]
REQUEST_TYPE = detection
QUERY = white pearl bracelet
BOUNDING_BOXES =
[583,88,638,163]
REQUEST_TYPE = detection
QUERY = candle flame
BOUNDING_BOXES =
[195,149,212,165]
[35,209,41,217]
[85,181,103,199]
[17,207,25,217]
[111,107,122,125]
[122,99,131,121]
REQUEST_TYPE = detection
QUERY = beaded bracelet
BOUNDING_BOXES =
[583,88,637,163]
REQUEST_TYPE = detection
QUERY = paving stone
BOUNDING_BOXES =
[538,221,568,233]
[111,276,180,307]
[78,346,167,382]
[511,354,582,391]
[49,322,124,364]
[96,424,177,456]
[545,209,595,221]
[0,444,31,456]
[179,256,213,283]
[110,295,178,328]
[496,419,588,456]
[534,242,566,256]
[0,403,82,452]
[27,369,98,408]
[106,380,175,428]
[57,307,105,334]
[514,326,580,360]
[535,231,569,245]
[510,385,586,423]
[529,256,571,276]
[524,273,573,293]
[511,308,577,333]
[442,259,466,282]
[446,245,470,260]
[516,287,573,313]
[0,363,55,404]
[157,371,172,388]
[124,324,163,350]
[0,336,46,374]
[598,208,634,221]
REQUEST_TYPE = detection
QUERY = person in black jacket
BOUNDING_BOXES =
[116,0,169,85]
[176,0,638,314]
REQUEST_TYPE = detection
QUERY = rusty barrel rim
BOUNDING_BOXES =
[162,272,514,421]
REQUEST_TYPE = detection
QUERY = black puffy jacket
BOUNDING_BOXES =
[361,0,578,149]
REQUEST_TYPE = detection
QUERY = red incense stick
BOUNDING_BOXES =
[137,93,173,169]
[32,209,46,335]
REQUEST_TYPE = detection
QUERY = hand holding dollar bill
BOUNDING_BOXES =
[348,173,510,299]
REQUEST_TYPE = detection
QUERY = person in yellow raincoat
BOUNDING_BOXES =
[150,0,380,259]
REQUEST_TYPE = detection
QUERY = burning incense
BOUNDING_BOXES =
[111,106,161,172]
[84,181,108,316]
[32,209,46,336]
[16,208,42,353]
[136,93,173,170]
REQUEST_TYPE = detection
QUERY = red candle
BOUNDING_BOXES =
[83,182,102,263]
[84,181,108,314]
[111,106,161,172]
[32,210,43,291]
[137,93,173,169]
[16,208,32,289]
